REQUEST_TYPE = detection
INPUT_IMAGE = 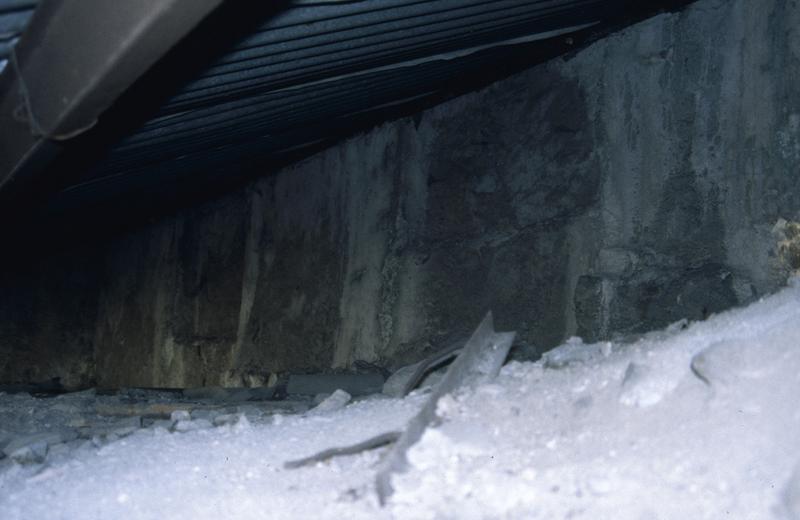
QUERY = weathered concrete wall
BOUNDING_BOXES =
[563,0,800,339]
[2,0,800,388]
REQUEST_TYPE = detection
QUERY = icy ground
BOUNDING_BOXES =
[2,283,800,519]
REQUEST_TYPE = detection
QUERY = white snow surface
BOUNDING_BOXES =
[2,281,800,519]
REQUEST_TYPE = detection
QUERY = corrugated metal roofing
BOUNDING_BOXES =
[0,0,691,214]
[67,1,620,200]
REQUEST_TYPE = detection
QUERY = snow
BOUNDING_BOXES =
[2,281,800,519]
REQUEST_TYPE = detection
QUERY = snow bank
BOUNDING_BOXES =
[2,281,800,519]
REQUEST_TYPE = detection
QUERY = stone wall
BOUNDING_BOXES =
[2,0,799,388]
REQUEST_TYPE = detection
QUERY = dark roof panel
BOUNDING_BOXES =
[0,0,693,220]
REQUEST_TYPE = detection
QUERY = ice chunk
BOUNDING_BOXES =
[308,389,351,414]
[3,430,77,464]
[691,338,776,389]
[6,439,48,464]
[618,361,681,407]
[170,410,191,422]
[542,337,612,368]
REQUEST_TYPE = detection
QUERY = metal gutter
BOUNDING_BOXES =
[0,0,225,193]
